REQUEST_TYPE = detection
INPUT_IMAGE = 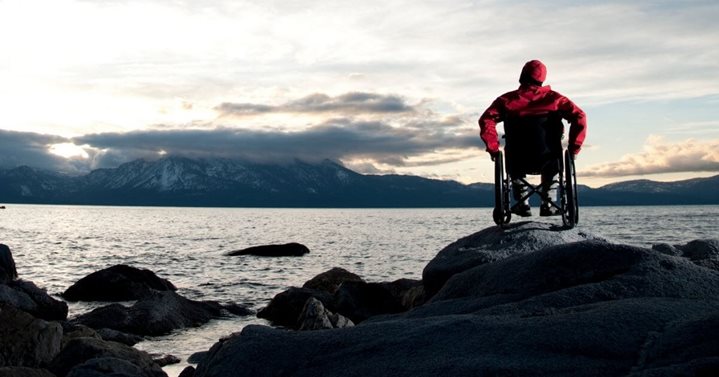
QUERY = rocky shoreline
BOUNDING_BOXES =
[2,221,718,376]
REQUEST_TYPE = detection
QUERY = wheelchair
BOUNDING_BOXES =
[492,114,579,228]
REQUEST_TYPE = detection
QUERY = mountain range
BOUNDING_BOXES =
[1,157,717,207]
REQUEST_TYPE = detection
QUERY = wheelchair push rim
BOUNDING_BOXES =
[493,151,512,226]
[562,150,579,228]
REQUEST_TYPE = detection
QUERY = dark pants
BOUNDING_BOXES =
[509,158,559,206]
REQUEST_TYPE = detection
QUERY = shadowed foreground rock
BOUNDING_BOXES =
[63,264,177,302]
[0,244,18,283]
[72,291,248,336]
[226,242,310,257]
[0,304,62,368]
[194,222,719,377]
[49,337,166,377]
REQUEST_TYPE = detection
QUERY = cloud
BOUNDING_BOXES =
[73,117,480,169]
[582,136,719,177]
[0,130,85,172]
[215,92,416,117]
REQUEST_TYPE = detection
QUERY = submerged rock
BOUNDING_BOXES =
[194,222,719,377]
[152,355,181,367]
[62,264,176,302]
[71,291,243,336]
[0,304,63,368]
[226,242,310,257]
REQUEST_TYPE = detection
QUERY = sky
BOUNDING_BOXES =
[1,0,718,187]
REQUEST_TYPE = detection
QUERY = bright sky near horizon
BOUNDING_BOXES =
[1,0,718,187]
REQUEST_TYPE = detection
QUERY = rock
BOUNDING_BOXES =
[0,304,63,368]
[675,239,719,261]
[298,297,354,331]
[192,223,719,377]
[0,367,56,377]
[257,287,334,329]
[61,324,101,348]
[63,265,176,302]
[333,281,407,323]
[226,242,309,257]
[96,328,143,346]
[65,357,157,377]
[651,243,681,256]
[72,291,225,336]
[422,221,604,297]
[152,355,180,367]
[178,366,195,377]
[0,280,68,321]
[187,352,208,365]
[49,337,166,377]
[220,303,253,317]
[0,244,18,283]
[10,280,68,320]
[302,267,364,294]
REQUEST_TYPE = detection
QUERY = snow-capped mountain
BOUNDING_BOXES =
[1,157,717,207]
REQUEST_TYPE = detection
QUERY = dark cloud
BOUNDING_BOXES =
[215,92,416,117]
[73,118,481,168]
[0,130,80,172]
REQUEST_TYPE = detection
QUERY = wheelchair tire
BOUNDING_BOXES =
[563,150,579,227]
[493,151,512,226]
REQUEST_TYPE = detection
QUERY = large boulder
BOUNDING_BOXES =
[49,337,166,377]
[0,304,63,368]
[62,265,176,302]
[226,243,309,257]
[0,244,18,283]
[422,221,604,297]
[257,287,334,329]
[71,291,242,336]
[193,223,719,377]
[302,267,364,294]
[0,281,68,321]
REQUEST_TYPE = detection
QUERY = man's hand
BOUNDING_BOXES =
[489,150,500,161]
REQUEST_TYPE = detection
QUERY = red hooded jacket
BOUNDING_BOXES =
[478,61,587,155]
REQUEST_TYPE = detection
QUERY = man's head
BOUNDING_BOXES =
[519,60,547,86]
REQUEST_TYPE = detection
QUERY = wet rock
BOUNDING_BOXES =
[0,244,18,283]
[72,291,226,336]
[61,324,101,348]
[178,366,195,377]
[257,287,334,329]
[0,367,56,377]
[10,280,68,320]
[226,242,309,257]
[63,265,176,302]
[298,297,354,331]
[152,355,180,367]
[96,328,143,347]
[187,352,207,365]
[422,221,604,297]
[193,223,719,377]
[220,303,253,317]
[49,337,165,377]
[0,304,63,368]
[302,267,364,294]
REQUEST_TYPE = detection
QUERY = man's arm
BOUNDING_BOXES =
[478,97,504,156]
[558,96,587,155]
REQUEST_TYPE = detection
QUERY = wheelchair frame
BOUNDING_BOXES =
[493,149,579,228]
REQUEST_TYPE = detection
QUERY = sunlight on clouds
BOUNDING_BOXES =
[582,136,719,177]
[48,143,90,159]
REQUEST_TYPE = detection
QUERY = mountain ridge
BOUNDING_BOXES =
[1,157,717,207]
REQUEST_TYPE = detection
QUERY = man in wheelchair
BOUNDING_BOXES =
[478,60,587,218]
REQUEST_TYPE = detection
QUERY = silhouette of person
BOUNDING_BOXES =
[478,60,586,216]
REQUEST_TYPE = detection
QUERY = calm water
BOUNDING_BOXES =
[1,204,718,376]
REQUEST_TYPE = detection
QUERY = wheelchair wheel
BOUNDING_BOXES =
[493,151,512,226]
[562,150,579,228]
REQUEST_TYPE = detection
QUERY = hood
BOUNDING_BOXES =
[520,60,547,84]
